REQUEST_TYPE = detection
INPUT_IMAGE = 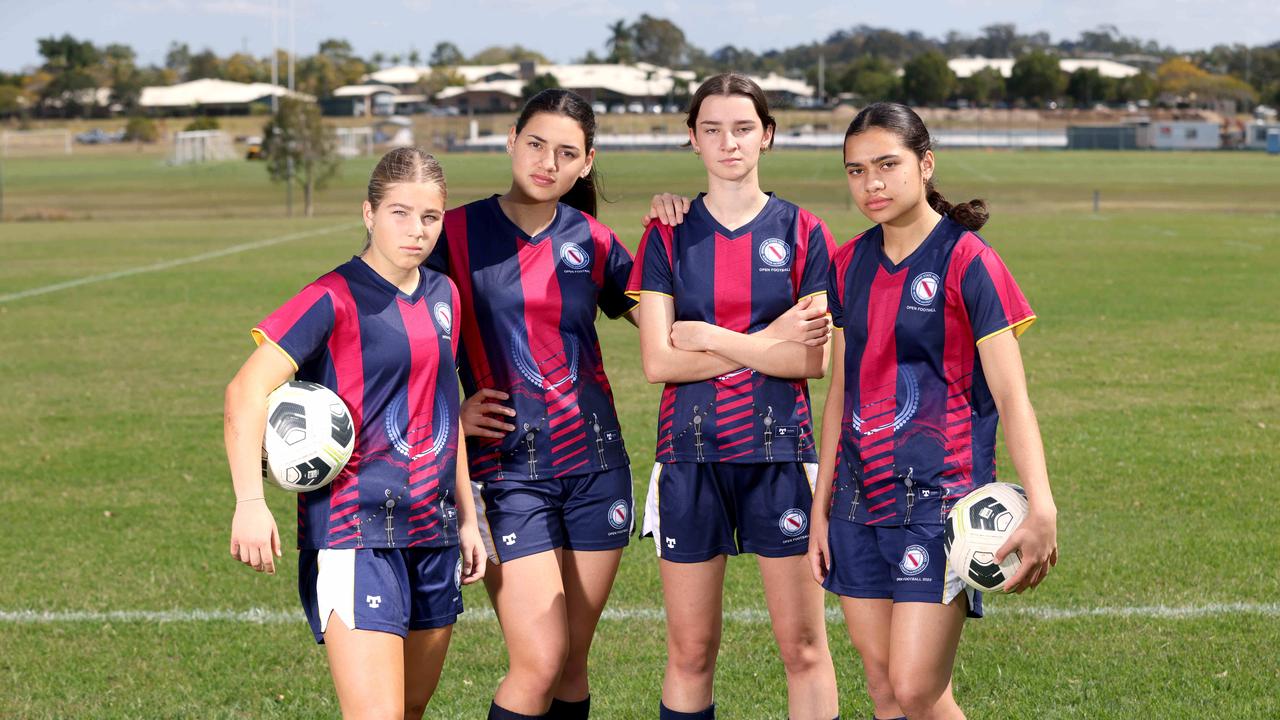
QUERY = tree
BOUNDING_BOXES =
[102,43,143,112]
[605,19,634,64]
[959,67,1005,106]
[469,45,550,65]
[429,42,464,68]
[901,51,955,105]
[522,73,560,100]
[416,67,466,98]
[1114,72,1157,103]
[165,42,191,79]
[839,56,899,102]
[187,49,223,80]
[1066,67,1112,107]
[408,48,422,67]
[261,97,341,217]
[630,15,690,66]
[1008,51,1065,105]
[37,34,101,117]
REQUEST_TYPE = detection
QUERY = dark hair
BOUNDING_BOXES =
[363,146,447,250]
[686,72,776,149]
[514,88,600,216]
[844,102,988,231]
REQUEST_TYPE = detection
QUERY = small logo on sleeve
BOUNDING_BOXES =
[559,242,591,271]
[910,272,941,306]
[366,594,382,609]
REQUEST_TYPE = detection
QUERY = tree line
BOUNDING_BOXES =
[2,19,1276,119]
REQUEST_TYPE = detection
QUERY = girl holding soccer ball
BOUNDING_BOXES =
[224,147,485,719]
[808,103,1059,719]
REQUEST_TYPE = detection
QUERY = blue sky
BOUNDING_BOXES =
[3,0,1276,72]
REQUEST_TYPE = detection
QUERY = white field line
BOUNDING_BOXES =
[0,223,353,305]
[2,602,1277,625]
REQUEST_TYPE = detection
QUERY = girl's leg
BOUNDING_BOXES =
[757,554,838,720]
[555,548,625,703]
[659,555,727,713]
[486,548,571,715]
[887,598,968,720]
[324,614,406,720]
[838,597,901,719]
[403,625,454,720]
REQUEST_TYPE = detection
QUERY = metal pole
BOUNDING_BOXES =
[288,0,295,92]
[271,0,279,114]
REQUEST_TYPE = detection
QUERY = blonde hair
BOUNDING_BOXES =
[364,147,447,249]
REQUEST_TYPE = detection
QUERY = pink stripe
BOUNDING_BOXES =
[866,484,896,499]
[552,432,587,454]
[409,521,440,535]
[555,445,587,465]
[721,449,752,461]
[559,457,590,474]
[329,516,359,534]
[445,207,495,387]
[408,507,438,523]
[329,505,358,522]
[719,435,754,450]
[718,408,755,426]
[867,498,895,513]
[329,532,360,545]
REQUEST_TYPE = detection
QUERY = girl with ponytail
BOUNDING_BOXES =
[427,89,639,720]
[808,102,1059,719]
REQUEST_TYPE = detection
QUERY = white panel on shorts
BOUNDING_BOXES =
[471,480,500,563]
[802,462,818,494]
[315,548,356,635]
[641,463,663,557]
[942,547,978,610]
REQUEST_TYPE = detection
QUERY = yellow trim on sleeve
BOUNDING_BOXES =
[798,290,827,301]
[250,328,300,372]
[633,290,675,299]
[975,315,1037,346]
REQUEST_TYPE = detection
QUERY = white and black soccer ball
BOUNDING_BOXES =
[262,381,355,493]
[945,482,1028,592]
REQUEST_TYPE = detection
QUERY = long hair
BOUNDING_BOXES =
[514,88,600,216]
[845,102,988,231]
[363,146,447,250]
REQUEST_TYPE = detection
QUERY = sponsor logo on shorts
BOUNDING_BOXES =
[559,242,591,271]
[665,537,677,549]
[608,499,630,530]
[502,533,517,546]
[778,508,808,537]
[758,238,790,268]
[433,301,452,335]
[900,544,929,576]
[366,594,382,609]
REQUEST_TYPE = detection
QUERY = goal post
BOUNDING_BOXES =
[1,129,72,157]
[170,130,236,165]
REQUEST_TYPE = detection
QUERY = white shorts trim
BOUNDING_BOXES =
[641,462,663,557]
[942,549,979,609]
[314,548,356,635]
[802,462,818,494]
[472,480,500,563]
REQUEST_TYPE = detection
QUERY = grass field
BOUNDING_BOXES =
[1,148,1278,719]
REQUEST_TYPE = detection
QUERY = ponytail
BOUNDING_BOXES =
[847,102,990,231]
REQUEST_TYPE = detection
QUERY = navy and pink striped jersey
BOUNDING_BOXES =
[627,194,835,464]
[827,217,1035,527]
[253,258,462,549]
[428,196,636,482]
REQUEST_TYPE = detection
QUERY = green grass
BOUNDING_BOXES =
[1,150,1278,718]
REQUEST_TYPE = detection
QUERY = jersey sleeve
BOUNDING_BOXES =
[251,283,335,370]
[826,258,845,330]
[961,246,1036,345]
[797,216,836,300]
[425,223,450,274]
[596,231,638,319]
[627,222,674,299]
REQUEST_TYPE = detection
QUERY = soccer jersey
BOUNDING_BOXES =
[253,257,462,549]
[627,194,835,464]
[428,196,636,482]
[827,216,1035,527]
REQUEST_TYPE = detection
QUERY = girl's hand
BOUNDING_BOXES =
[458,522,486,585]
[996,505,1058,593]
[230,499,282,574]
[670,321,718,352]
[460,388,516,439]
[807,503,831,585]
[763,295,831,347]
[642,193,693,227]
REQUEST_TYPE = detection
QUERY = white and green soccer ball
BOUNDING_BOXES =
[945,482,1028,592]
[262,381,355,492]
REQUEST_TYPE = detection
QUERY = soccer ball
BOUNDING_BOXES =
[945,482,1028,592]
[262,381,355,492]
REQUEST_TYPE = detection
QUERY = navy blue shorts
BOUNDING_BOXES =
[471,466,633,563]
[298,546,463,644]
[641,461,817,563]
[822,520,983,618]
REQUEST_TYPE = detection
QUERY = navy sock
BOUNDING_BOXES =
[659,701,715,719]
[873,716,907,720]
[547,695,590,720]
[487,701,546,720]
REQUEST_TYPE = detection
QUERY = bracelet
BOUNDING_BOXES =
[236,497,265,504]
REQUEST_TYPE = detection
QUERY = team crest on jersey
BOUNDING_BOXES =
[900,544,929,576]
[850,365,920,437]
[433,301,452,335]
[607,499,630,530]
[758,238,790,268]
[385,389,452,459]
[910,272,941,306]
[510,330,580,389]
[778,508,808,537]
[559,242,591,271]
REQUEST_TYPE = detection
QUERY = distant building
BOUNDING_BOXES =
[139,79,312,115]
[948,57,1141,79]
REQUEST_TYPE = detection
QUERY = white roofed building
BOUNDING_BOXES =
[948,57,1140,79]
[139,79,312,115]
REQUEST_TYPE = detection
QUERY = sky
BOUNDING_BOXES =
[2,0,1276,73]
